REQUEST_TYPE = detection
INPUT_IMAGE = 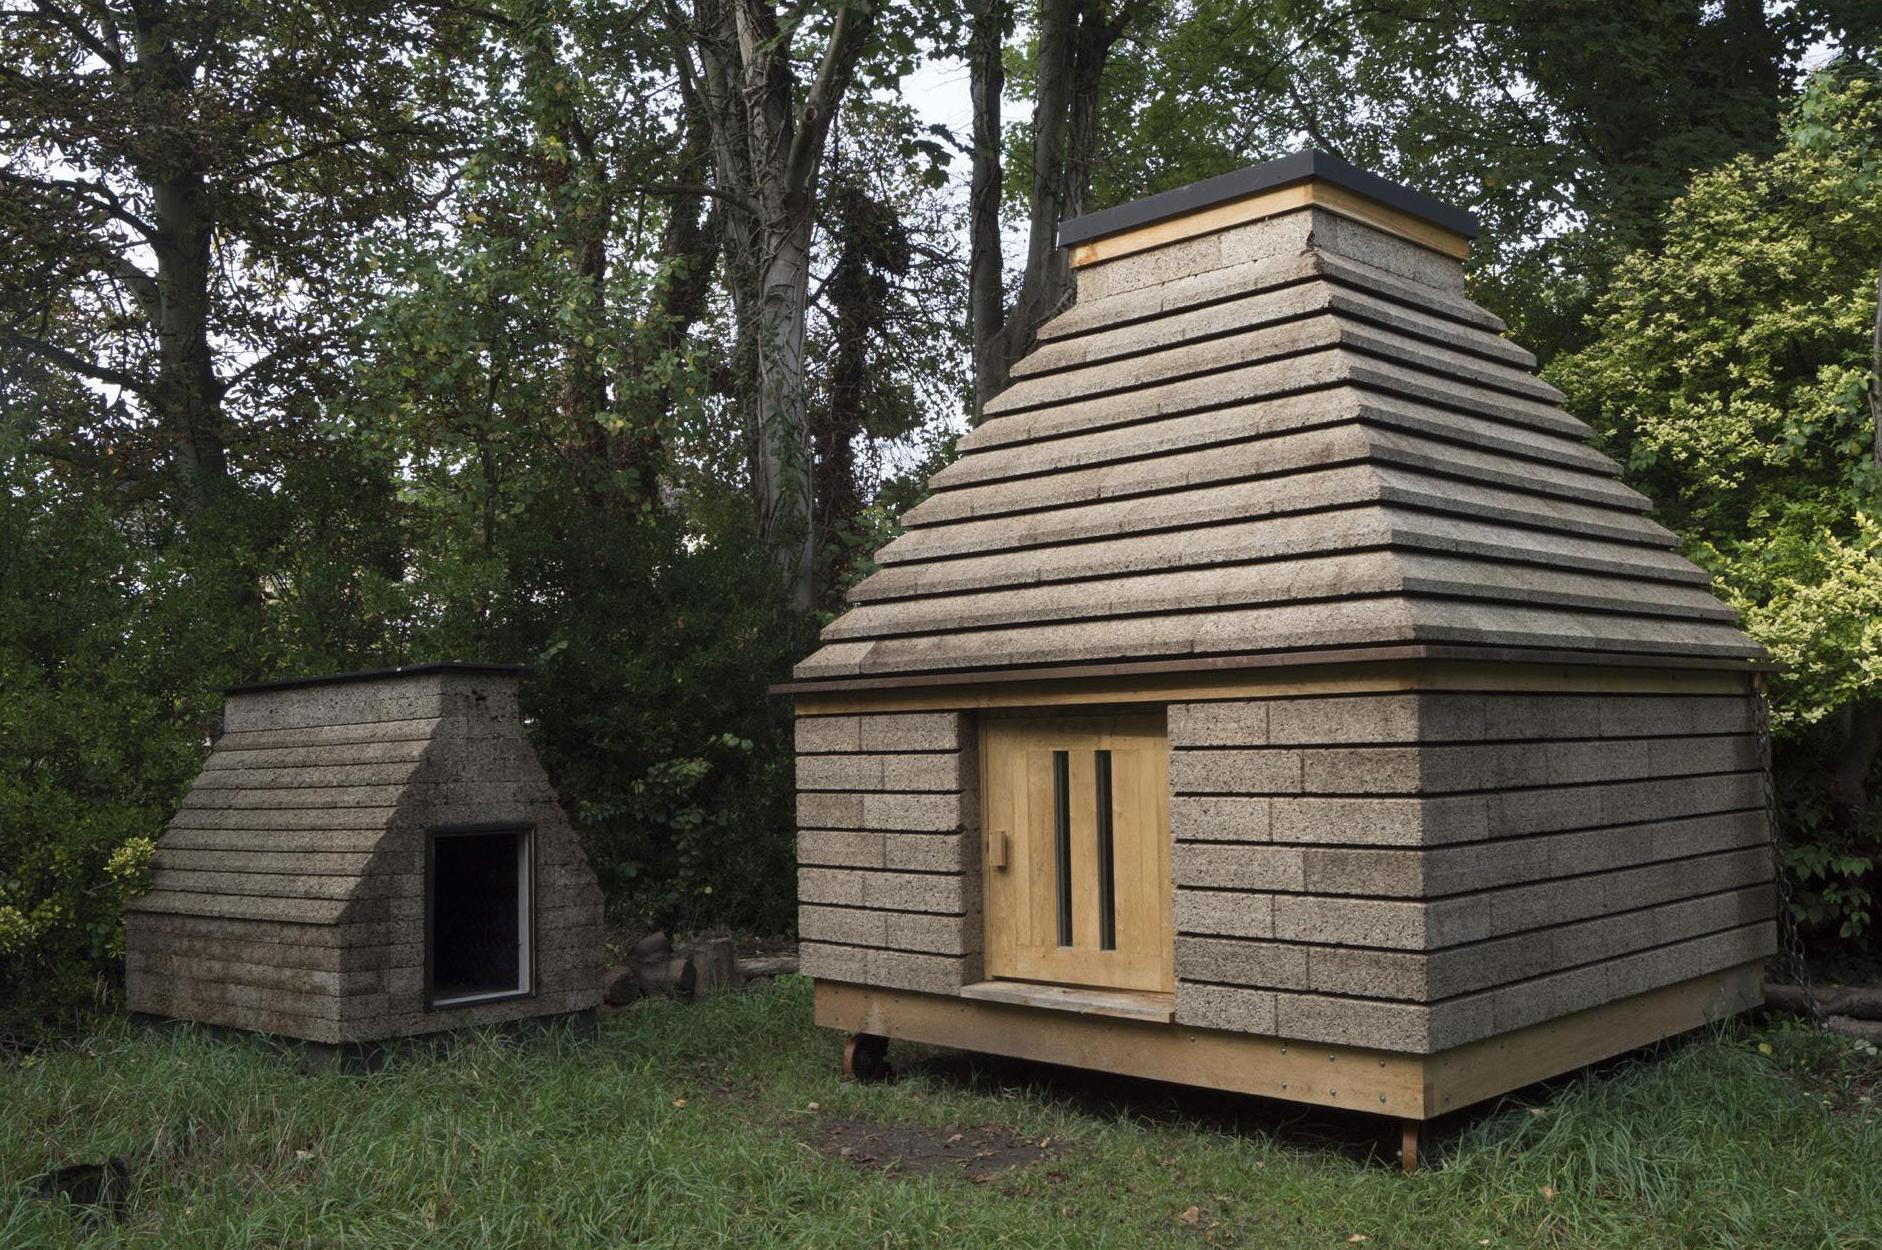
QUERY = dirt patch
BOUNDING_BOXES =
[813,1117,1060,1182]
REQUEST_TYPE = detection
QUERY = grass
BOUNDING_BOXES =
[3,978,1880,1249]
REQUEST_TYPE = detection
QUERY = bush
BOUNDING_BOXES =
[1547,70,1882,949]
[0,469,213,1035]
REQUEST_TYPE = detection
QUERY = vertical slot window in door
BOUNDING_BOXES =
[1095,749,1116,951]
[1052,749,1072,946]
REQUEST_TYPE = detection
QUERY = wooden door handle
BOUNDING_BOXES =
[989,830,1008,870]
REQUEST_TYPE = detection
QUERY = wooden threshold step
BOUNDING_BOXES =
[958,980,1176,1022]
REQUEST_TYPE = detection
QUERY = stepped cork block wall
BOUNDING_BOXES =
[126,664,603,1047]
[784,151,1774,1164]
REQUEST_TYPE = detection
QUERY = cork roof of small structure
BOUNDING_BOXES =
[133,664,537,929]
[795,151,1760,684]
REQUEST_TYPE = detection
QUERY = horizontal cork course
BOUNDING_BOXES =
[796,204,1761,684]
[1164,687,1774,1052]
[795,712,984,996]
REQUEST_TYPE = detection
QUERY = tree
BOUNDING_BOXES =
[808,98,968,606]
[685,0,879,610]
[970,0,1149,412]
[503,0,721,509]
[1548,71,1882,940]
[0,0,474,517]
[966,0,1010,416]
[1051,0,1815,361]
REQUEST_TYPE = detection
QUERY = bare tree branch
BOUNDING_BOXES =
[27,436,143,481]
[26,0,124,71]
[234,126,445,178]
[2,328,149,394]
[626,180,763,217]
[0,167,159,239]
[215,329,341,399]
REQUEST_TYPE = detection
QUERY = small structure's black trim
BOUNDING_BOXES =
[423,821,539,1013]
[226,661,524,696]
[1056,149,1479,249]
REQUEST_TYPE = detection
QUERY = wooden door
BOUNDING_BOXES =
[981,712,1172,993]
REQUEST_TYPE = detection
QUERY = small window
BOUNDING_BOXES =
[427,825,534,1007]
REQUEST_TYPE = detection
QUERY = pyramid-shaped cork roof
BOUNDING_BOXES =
[796,151,1760,684]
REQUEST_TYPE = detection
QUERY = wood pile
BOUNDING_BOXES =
[603,934,798,1006]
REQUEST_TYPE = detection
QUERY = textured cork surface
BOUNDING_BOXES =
[126,670,603,1044]
[796,203,1760,682]
[794,712,983,995]
[791,159,1774,1077]
[794,681,1773,1054]
[1166,687,1775,1052]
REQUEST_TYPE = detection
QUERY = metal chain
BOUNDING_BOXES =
[1754,677,1823,1026]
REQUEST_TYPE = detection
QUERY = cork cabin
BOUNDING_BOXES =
[782,151,1775,1168]
[126,663,603,1049]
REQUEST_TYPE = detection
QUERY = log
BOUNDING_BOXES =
[641,954,697,997]
[602,952,696,1004]
[689,937,737,998]
[1766,982,1882,1021]
[602,965,641,1006]
[737,955,799,982]
[628,931,672,960]
[1827,1015,1882,1044]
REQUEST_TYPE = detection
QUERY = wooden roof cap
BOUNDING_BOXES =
[1058,149,1479,267]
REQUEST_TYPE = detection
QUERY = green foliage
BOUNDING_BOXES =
[0,0,973,1026]
[0,466,206,1034]
[489,512,809,932]
[1549,71,1882,942]
[1009,0,1814,362]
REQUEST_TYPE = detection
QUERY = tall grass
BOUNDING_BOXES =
[2,980,1877,1248]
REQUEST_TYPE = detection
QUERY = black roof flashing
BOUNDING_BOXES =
[1056,149,1479,249]
[226,661,525,696]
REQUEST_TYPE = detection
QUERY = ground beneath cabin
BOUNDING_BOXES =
[3,978,1879,1249]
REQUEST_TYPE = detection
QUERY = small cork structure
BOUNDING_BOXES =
[786,151,1773,1153]
[126,663,603,1046]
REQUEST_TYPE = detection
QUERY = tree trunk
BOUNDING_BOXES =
[987,1,1134,395]
[621,69,722,503]
[751,208,818,608]
[967,0,1009,420]
[1012,0,1079,338]
[148,168,227,507]
[133,13,230,511]
[1828,698,1882,827]
[812,189,875,609]
[731,0,819,611]
[690,0,875,612]
[692,0,763,472]
[1720,0,1783,135]
[1063,3,1130,219]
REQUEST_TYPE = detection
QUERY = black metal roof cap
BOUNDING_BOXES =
[226,661,525,696]
[1056,149,1480,249]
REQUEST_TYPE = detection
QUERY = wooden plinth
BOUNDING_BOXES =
[815,963,1762,1121]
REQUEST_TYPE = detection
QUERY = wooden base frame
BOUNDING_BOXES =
[815,963,1762,1123]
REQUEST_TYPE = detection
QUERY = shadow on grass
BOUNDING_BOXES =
[889,1027,1726,1171]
